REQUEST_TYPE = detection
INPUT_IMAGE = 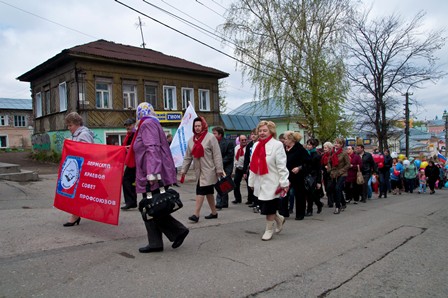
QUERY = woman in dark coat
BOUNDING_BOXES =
[305,139,324,216]
[283,131,310,220]
[425,160,440,194]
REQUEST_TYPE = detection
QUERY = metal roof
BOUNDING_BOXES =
[220,114,260,131]
[228,99,298,117]
[0,98,32,110]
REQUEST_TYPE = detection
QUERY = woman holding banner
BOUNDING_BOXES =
[133,102,189,253]
[63,112,94,227]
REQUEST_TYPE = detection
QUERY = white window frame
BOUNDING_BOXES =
[95,78,112,109]
[122,82,138,109]
[181,87,194,110]
[144,82,158,107]
[14,115,27,127]
[0,114,8,126]
[163,86,177,110]
[59,82,67,112]
[35,92,42,117]
[199,89,210,111]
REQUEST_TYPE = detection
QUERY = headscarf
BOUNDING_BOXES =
[136,102,157,121]
[249,135,273,175]
[191,116,208,158]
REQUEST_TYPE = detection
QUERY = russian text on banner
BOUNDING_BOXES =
[170,103,197,167]
[54,140,126,225]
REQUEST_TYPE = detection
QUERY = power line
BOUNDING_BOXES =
[0,0,99,40]
[115,0,282,82]
[195,0,226,19]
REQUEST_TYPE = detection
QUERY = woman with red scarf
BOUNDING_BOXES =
[344,146,363,204]
[328,138,350,214]
[181,117,224,223]
[248,121,289,241]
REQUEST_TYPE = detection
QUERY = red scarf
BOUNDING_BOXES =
[249,135,273,175]
[235,144,246,161]
[321,152,330,166]
[191,117,208,158]
[124,118,148,168]
[331,147,342,167]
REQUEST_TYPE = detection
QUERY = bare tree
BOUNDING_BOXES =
[220,0,353,141]
[346,10,446,152]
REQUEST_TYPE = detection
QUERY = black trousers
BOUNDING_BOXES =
[144,215,188,249]
[306,188,323,212]
[122,166,137,206]
[233,168,245,202]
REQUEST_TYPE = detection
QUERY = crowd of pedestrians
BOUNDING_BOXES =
[61,113,447,252]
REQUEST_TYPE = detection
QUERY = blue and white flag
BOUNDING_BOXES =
[170,103,197,167]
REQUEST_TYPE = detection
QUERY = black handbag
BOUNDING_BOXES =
[304,174,316,191]
[139,187,183,221]
[214,175,236,196]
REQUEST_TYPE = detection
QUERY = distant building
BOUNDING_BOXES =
[427,119,445,135]
[222,99,306,141]
[0,98,33,149]
[17,39,228,152]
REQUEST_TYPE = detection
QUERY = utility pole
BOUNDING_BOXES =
[404,92,411,158]
[137,16,146,49]
[444,110,448,158]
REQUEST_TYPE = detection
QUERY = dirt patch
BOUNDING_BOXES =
[0,151,59,175]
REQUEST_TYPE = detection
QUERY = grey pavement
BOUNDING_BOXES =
[1,174,448,297]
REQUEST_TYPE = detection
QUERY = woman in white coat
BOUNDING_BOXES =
[248,121,289,241]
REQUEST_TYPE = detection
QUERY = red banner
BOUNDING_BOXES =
[54,140,126,225]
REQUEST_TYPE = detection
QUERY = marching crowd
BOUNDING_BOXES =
[62,105,448,253]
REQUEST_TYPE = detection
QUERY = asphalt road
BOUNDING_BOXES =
[1,172,447,297]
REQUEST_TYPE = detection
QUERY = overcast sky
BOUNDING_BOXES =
[0,0,446,120]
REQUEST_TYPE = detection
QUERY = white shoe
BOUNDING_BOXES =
[262,221,275,241]
[274,211,285,233]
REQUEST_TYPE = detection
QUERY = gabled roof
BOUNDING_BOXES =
[18,39,229,81]
[228,99,299,118]
[0,98,32,110]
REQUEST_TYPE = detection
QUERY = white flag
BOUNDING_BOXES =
[170,103,198,167]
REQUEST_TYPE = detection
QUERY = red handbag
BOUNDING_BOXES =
[214,175,236,196]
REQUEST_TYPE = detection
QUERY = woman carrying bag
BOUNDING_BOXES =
[132,102,189,253]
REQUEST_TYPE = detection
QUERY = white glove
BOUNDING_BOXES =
[146,174,161,181]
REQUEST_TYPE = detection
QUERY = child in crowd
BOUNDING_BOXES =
[418,169,427,194]
[371,172,379,195]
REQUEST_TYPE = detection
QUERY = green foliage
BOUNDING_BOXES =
[220,0,353,139]
[30,150,61,164]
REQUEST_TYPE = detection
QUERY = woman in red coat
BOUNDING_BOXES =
[345,146,363,204]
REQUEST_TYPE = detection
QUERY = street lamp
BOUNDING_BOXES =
[443,110,448,158]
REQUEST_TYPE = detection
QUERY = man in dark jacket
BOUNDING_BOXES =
[121,118,137,210]
[243,128,258,207]
[213,127,234,209]
[356,144,376,202]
